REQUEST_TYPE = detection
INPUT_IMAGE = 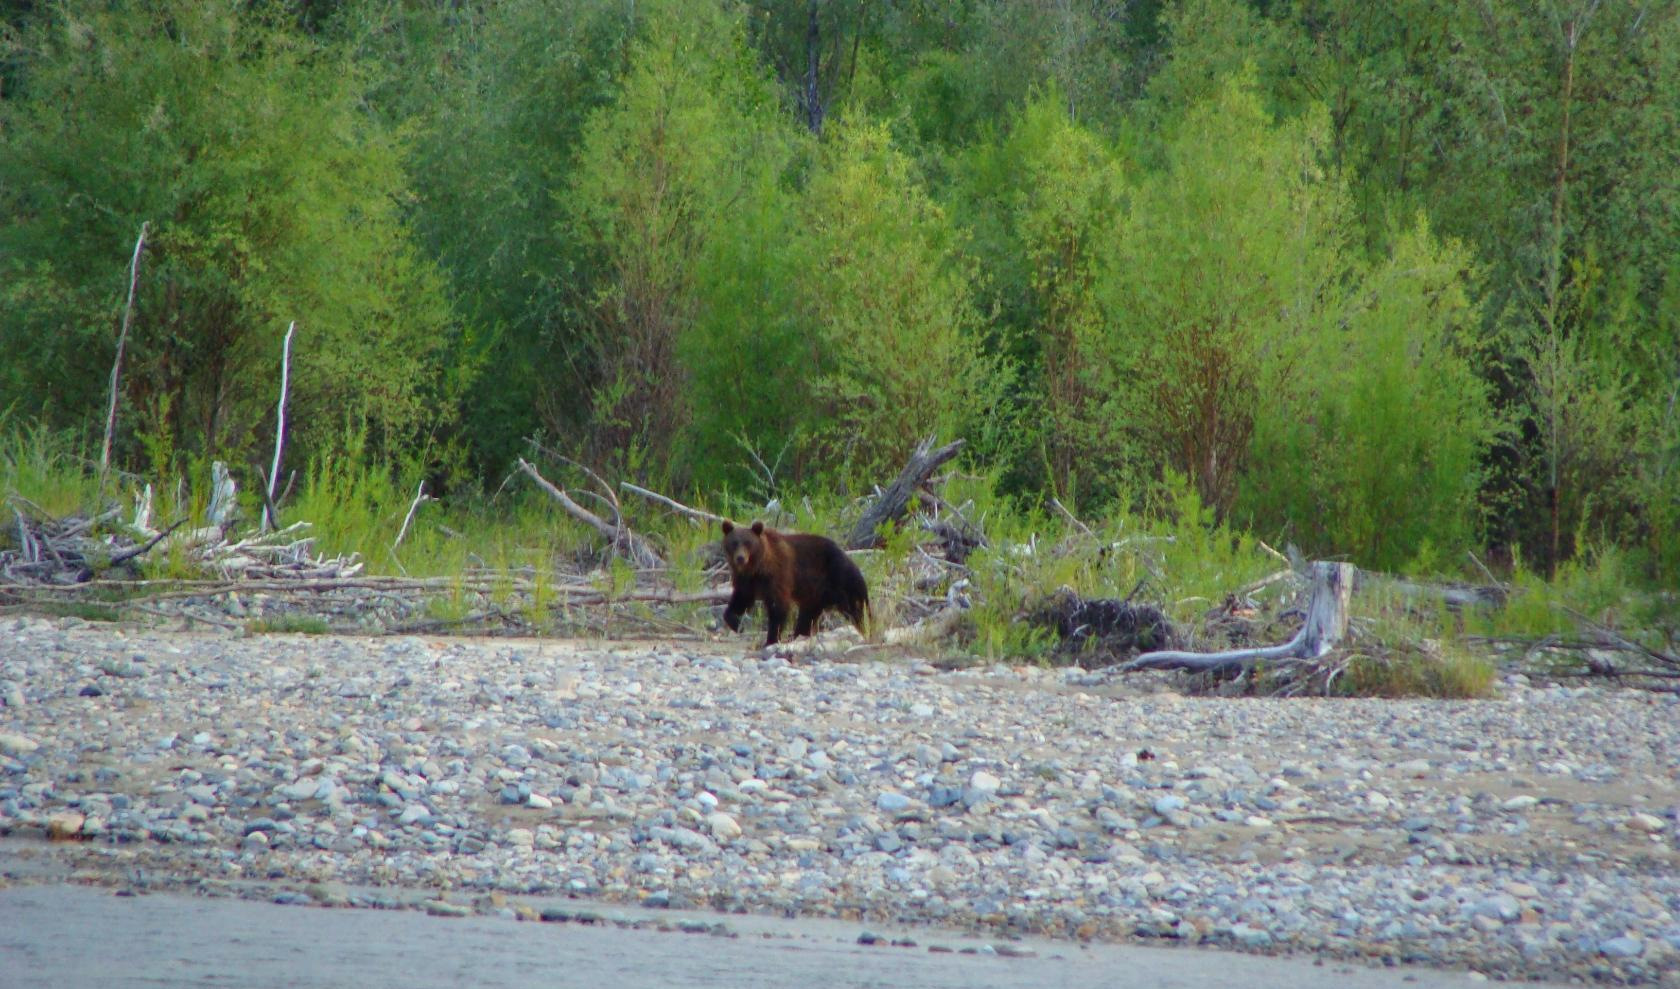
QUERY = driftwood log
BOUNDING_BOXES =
[1122,561,1355,675]
[847,435,964,550]
[517,458,664,569]
[263,320,296,532]
[620,482,726,525]
[100,222,149,482]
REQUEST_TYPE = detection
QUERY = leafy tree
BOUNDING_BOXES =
[1097,72,1347,516]
[387,0,638,477]
[1247,221,1497,568]
[1098,73,1493,565]
[566,1,789,483]
[1293,0,1680,572]
[1000,91,1122,502]
[791,116,998,484]
[0,1,458,470]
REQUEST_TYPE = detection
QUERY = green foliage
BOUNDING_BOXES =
[392,0,638,475]
[565,1,789,483]
[1098,72,1348,514]
[245,614,332,635]
[1145,0,1307,120]
[1245,220,1497,569]
[1294,0,1680,576]
[0,419,102,518]
[0,1,462,469]
[792,115,1000,485]
[1470,545,1649,641]
[1338,648,1495,700]
[0,0,1676,595]
[1004,91,1123,502]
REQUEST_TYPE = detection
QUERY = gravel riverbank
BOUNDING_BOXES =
[2,616,1677,984]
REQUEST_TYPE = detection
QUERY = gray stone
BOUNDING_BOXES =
[1599,936,1644,959]
[876,791,912,813]
[1153,794,1186,816]
[0,733,39,756]
[1229,924,1273,949]
[1470,895,1521,922]
[424,901,470,918]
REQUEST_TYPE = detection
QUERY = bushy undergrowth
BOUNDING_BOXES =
[1338,648,1496,700]
[0,420,105,518]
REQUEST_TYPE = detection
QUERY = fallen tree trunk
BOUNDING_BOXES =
[620,482,726,525]
[1368,574,1507,609]
[847,435,964,550]
[517,458,664,570]
[1121,561,1355,675]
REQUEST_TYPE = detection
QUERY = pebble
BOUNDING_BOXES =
[46,812,85,841]
[424,901,470,918]
[1599,935,1644,958]
[0,616,1676,987]
[705,813,742,840]
[876,791,912,813]
[0,732,39,756]
[1625,813,1665,833]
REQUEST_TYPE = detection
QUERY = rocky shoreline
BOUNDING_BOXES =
[2,616,1677,984]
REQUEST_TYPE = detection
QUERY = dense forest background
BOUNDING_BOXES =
[2,0,1676,584]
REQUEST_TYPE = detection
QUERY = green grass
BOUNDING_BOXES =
[959,474,1280,663]
[1337,646,1496,699]
[0,420,106,519]
[245,614,332,635]
[1467,544,1654,640]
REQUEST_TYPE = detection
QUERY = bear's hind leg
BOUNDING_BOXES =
[793,607,824,639]
[764,601,790,646]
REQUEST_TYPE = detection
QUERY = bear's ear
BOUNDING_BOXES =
[750,520,765,536]
[721,520,734,535]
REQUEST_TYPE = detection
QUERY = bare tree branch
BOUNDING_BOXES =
[517,458,663,569]
[847,435,965,549]
[1121,562,1356,675]
[621,482,727,525]
[100,222,149,488]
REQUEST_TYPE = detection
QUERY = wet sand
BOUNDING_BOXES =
[0,882,1554,989]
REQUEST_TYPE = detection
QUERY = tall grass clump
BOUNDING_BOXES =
[0,420,104,517]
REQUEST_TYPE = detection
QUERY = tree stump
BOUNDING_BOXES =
[1120,561,1355,675]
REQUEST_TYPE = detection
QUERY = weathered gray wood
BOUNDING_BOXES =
[847,435,965,550]
[392,481,430,551]
[620,482,726,525]
[1122,561,1355,675]
[517,458,664,569]
[1377,575,1507,609]
[100,222,149,480]
[263,321,296,532]
[206,461,237,530]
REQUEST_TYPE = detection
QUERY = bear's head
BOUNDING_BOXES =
[720,519,767,574]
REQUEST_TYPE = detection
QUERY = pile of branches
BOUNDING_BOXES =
[3,476,360,593]
[4,503,136,585]
[1028,586,1177,662]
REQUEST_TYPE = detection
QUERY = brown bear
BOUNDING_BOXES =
[720,519,870,647]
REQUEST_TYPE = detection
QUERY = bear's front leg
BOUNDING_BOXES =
[723,581,757,633]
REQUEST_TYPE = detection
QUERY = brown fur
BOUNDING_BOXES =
[720,519,870,647]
